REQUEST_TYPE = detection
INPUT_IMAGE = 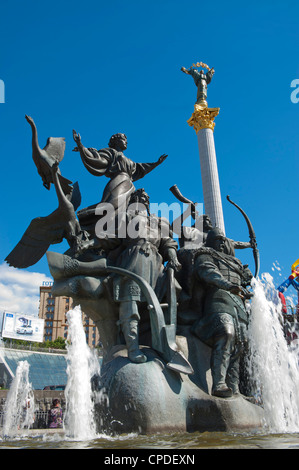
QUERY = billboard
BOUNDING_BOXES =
[2,312,44,343]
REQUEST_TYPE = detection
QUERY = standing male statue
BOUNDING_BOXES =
[191,228,253,398]
[108,189,181,363]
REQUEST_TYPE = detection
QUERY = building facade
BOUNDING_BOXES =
[38,284,101,349]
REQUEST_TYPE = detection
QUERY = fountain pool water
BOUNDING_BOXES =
[2,274,299,448]
[2,360,35,438]
[247,274,299,433]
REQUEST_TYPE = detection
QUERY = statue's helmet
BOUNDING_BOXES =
[199,214,213,231]
[205,227,235,255]
[129,188,150,206]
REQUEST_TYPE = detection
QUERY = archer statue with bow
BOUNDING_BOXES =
[169,186,260,398]
[190,226,254,398]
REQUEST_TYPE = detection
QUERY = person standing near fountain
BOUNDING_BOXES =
[48,399,63,428]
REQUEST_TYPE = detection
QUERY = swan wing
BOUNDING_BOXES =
[5,214,64,268]
[43,137,66,162]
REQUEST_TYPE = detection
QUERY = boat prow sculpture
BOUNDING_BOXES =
[5,112,265,434]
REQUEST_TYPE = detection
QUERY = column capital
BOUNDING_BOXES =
[187,105,220,132]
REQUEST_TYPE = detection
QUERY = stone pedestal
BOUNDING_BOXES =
[94,331,265,435]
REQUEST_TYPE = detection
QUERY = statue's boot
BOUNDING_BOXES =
[211,332,234,398]
[123,319,147,364]
[119,301,147,364]
[226,348,241,395]
[47,251,107,280]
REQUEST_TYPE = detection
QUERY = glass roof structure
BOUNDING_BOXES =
[0,348,68,390]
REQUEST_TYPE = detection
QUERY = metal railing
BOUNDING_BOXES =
[0,410,64,429]
[0,341,67,355]
[0,341,103,356]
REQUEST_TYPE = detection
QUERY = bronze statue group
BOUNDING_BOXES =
[6,119,256,399]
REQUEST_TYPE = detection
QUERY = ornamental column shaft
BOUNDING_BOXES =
[196,125,225,234]
[182,62,225,234]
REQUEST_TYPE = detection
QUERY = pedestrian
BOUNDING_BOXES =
[48,398,63,428]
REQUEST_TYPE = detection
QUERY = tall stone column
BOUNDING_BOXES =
[187,104,225,234]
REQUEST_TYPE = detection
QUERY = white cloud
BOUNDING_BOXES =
[0,263,52,317]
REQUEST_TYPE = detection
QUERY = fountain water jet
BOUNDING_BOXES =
[64,305,101,440]
[247,274,299,433]
[2,360,35,437]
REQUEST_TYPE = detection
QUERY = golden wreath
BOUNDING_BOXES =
[191,62,211,70]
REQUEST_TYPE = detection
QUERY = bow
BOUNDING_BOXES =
[226,195,260,278]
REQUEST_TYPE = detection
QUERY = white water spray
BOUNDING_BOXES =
[2,361,35,437]
[64,306,101,440]
[248,274,299,432]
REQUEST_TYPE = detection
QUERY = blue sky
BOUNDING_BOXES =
[0,0,298,313]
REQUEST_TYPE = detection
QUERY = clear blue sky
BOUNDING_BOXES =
[0,0,298,297]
